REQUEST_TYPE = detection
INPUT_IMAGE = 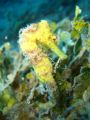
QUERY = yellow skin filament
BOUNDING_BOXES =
[18,20,67,86]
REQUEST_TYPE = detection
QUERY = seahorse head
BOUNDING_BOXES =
[18,20,67,60]
[37,20,57,44]
[18,20,57,52]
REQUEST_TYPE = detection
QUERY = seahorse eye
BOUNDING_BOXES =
[52,36,56,42]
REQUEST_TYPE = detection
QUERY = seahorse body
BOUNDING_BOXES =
[18,20,67,86]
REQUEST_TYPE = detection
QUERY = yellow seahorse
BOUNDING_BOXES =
[18,20,67,88]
